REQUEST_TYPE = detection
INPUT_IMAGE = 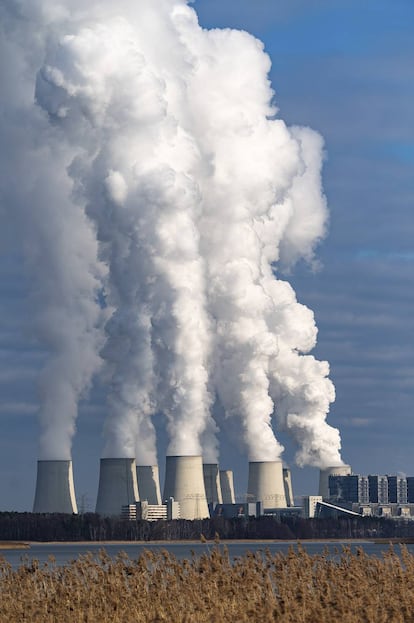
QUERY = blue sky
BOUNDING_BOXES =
[1,0,414,510]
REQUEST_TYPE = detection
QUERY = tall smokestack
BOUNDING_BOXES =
[136,465,162,505]
[220,470,236,504]
[95,458,139,516]
[33,460,78,514]
[163,455,209,519]
[203,463,223,506]
[247,461,287,508]
[283,468,294,507]
[318,465,351,500]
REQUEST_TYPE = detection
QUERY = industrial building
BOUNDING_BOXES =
[31,454,414,522]
[326,471,414,518]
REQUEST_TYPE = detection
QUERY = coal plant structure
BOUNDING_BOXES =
[203,463,223,506]
[247,460,287,508]
[220,469,236,504]
[318,465,352,500]
[95,458,139,516]
[163,455,209,520]
[283,468,294,507]
[33,460,78,514]
[136,465,162,505]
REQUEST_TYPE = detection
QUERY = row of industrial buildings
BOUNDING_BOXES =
[31,458,414,520]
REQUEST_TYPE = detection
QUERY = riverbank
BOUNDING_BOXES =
[0,542,30,550]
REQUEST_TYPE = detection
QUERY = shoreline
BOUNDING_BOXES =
[1,537,412,550]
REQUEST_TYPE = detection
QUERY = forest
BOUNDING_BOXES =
[1,512,414,542]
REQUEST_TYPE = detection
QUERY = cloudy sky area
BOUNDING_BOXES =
[1,0,414,510]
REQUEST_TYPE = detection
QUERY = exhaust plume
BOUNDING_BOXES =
[0,5,104,459]
[1,0,343,469]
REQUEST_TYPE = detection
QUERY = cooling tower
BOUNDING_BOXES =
[95,458,139,516]
[203,463,223,505]
[163,455,209,519]
[33,460,78,514]
[247,461,287,508]
[136,465,162,505]
[318,464,351,500]
[220,469,236,504]
[283,467,294,507]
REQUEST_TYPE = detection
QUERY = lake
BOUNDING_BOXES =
[0,539,410,569]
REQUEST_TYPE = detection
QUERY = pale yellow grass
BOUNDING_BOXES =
[1,545,413,622]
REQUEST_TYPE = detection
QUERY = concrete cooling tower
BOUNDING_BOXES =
[220,470,235,504]
[163,455,209,519]
[318,465,351,500]
[136,465,162,505]
[247,461,287,508]
[283,468,294,507]
[95,458,139,516]
[33,460,78,514]
[203,463,223,506]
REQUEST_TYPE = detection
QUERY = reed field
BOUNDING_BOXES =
[1,544,414,622]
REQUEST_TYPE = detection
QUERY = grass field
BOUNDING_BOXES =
[1,544,413,622]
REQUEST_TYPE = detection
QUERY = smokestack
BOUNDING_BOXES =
[220,470,236,504]
[203,463,223,506]
[136,465,162,505]
[247,461,287,508]
[33,460,78,514]
[163,455,209,519]
[95,458,139,516]
[283,468,294,507]
[318,464,351,500]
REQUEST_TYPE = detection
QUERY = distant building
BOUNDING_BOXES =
[406,477,414,503]
[329,474,369,504]
[302,496,323,519]
[368,475,388,504]
[387,476,407,504]
[121,498,180,521]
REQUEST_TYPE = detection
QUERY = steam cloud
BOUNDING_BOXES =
[0,0,343,469]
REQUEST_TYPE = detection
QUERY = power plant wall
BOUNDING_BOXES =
[247,461,287,508]
[33,460,78,514]
[163,455,209,519]
[203,463,223,505]
[220,470,235,504]
[136,465,162,505]
[318,465,352,500]
[283,468,294,507]
[95,458,139,516]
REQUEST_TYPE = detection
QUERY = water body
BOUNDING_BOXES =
[0,540,410,569]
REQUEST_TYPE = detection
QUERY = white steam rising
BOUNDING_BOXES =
[0,0,343,469]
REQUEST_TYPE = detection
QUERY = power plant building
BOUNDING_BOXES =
[329,474,369,505]
[247,461,287,508]
[283,468,294,506]
[319,465,352,500]
[163,455,209,520]
[387,476,408,504]
[220,470,235,504]
[368,475,389,504]
[33,460,78,514]
[95,458,139,516]
[136,465,162,505]
[203,463,223,506]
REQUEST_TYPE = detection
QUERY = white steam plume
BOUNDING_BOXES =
[2,0,343,469]
[0,4,104,459]
[34,7,214,460]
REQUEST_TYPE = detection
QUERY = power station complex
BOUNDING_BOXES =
[33,457,293,519]
[32,459,414,520]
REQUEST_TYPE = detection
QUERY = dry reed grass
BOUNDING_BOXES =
[1,544,414,622]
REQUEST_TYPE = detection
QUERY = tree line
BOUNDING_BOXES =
[1,512,414,542]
